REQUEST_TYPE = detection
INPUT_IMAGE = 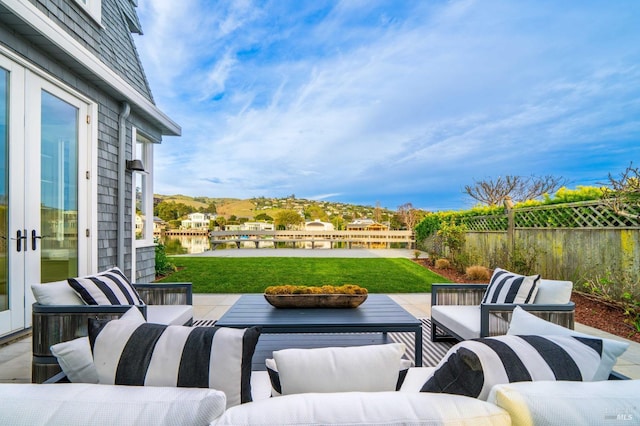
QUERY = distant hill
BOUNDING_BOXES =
[154,194,392,221]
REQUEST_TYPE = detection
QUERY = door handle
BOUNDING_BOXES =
[11,229,27,252]
[32,230,43,251]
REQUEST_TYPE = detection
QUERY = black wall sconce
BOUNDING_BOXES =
[126,159,146,172]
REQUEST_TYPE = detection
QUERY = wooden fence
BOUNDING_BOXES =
[458,200,640,282]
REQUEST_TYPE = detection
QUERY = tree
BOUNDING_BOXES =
[154,201,195,222]
[275,209,304,230]
[602,163,640,219]
[373,201,382,223]
[304,205,328,221]
[463,175,568,206]
[396,203,419,230]
[254,213,273,222]
[331,216,345,230]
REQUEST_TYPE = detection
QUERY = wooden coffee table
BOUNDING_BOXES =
[216,294,423,367]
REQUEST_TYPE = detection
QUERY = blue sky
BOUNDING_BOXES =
[135,0,640,212]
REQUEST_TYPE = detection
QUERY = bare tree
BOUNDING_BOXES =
[602,163,640,219]
[463,175,568,206]
[397,203,419,230]
[373,201,382,223]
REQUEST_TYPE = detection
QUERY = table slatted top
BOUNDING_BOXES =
[216,294,420,332]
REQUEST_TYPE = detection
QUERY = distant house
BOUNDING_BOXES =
[305,220,334,231]
[153,216,167,234]
[242,222,275,231]
[0,1,180,338]
[346,219,389,231]
[181,212,215,230]
[304,220,334,248]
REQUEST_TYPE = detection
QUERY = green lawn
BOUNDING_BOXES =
[156,257,450,293]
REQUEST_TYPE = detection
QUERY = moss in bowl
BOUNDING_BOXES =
[264,285,368,308]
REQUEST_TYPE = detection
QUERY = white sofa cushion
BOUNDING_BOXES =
[31,280,85,305]
[488,380,640,426]
[68,267,144,305]
[482,268,539,304]
[533,279,573,304]
[212,391,511,426]
[147,304,193,325]
[431,305,483,340]
[0,383,226,426]
[271,343,406,395]
[507,306,629,380]
[88,307,260,408]
[421,334,603,400]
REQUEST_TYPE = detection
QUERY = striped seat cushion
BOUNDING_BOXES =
[482,268,540,304]
[420,334,603,400]
[68,267,144,305]
[88,313,261,408]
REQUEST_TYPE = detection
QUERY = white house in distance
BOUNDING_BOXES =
[305,219,334,231]
[181,213,216,230]
[304,219,334,248]
[242,222,275,231]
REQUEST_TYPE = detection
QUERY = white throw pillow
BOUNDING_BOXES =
[0,383,226,426]
[533,279,573,304]
[50,307,145,383]
[488,380,640,426]
[272,343,406,395]
[507,306,629,380]
[212,391,511,426]
[265,356,412,396]
[50,337,98,383]
[31,280,85,305]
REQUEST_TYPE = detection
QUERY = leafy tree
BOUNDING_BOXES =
[304,205,328,221]
[214,216,227,230]
[154,201,195,222]
[331,216,345,230]
[275,209,304,230]
[464,175,568,206]
[254,213,273,222]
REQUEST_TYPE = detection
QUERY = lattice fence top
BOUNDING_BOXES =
[459,215,508,231]
[459,200,640,230]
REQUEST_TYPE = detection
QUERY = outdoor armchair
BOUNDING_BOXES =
[430,280,575,342]
[31,281,192,383]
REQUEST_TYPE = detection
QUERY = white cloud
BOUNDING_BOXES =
[138,0,640,210]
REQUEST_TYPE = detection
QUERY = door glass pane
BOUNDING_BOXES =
[40,90,78,281]
[0,69,7,311]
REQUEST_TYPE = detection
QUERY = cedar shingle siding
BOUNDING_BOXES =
[0,0,172,282]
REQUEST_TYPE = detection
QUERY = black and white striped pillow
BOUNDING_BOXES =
[68,267,144,305]
[421,334,603,400]
[88,316,260,408]
[482,268,540,304]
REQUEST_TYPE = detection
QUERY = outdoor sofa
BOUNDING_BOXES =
[11,267,636,425]
[1,332,637,425]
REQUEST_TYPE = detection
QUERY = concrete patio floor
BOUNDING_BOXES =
[1,292,639,383]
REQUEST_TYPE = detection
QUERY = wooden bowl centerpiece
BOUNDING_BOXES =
[264,285,368,308]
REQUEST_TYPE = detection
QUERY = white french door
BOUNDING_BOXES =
[0,55,93,336]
